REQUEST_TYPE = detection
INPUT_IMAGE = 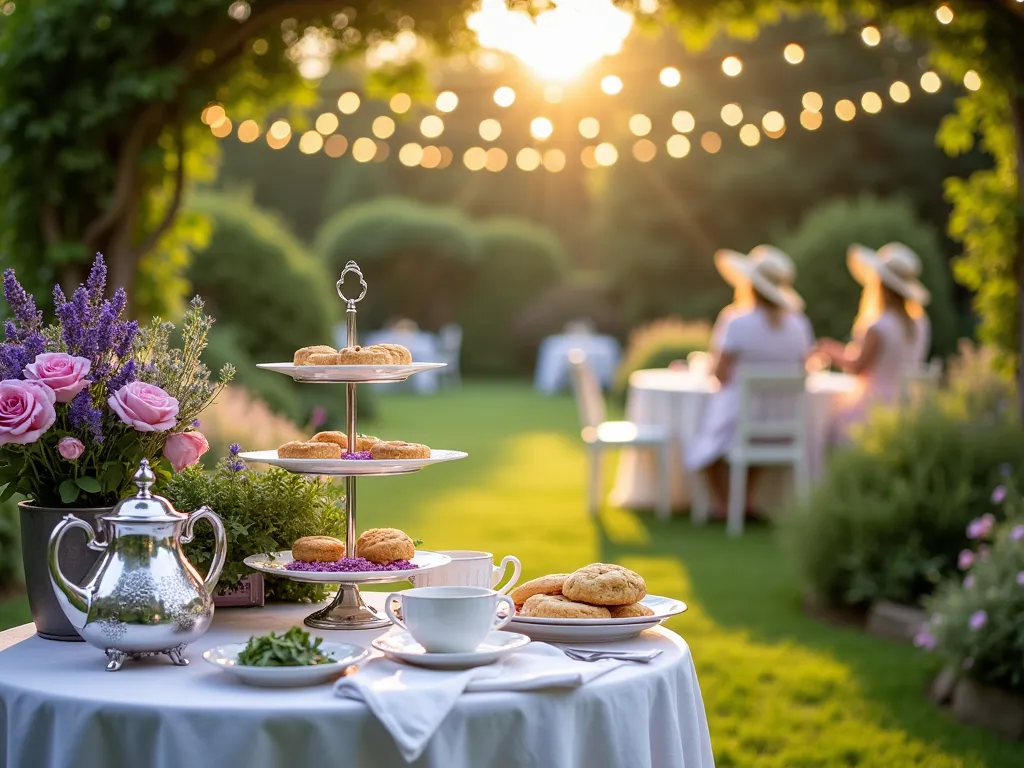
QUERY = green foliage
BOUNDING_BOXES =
[0,497,22,590]
[459,218,568,375]
[168,456,345,603]
[779,195,958,355]
[316,197,479,331]
[613,318,711,395]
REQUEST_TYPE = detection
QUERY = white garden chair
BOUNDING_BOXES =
[569,351,672,519]
[726,368,810,536]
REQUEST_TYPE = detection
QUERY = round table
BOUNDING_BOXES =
[610,368,859,512]
[534,333,621,394]
[0,593,714,768]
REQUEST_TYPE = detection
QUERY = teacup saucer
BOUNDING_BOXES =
[372,630,531,670]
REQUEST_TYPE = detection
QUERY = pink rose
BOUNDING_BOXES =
[24,353,91,403]
[0,379,56,445]
[108,381,179,432]
[57,437,85,461]
[163,431,209,472]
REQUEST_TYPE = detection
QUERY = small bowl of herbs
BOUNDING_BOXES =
[203,627,368,687]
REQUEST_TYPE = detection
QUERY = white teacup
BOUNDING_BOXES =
[384,586,515,653]
[407,551,522,594]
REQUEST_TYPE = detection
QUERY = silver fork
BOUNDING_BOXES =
[561,647,662,663]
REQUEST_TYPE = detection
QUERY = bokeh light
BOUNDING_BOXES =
[722,56,743,76]
[800,110,823,130]
[517,147,542,171]
[485,147,508,172]
[530,117,554,140]
[964,70,982,91]
[666,134,691,158]
[421,146,442,169]
[315,113,339,134]
[632,139,656,162]
[436,91,459,112]
[579,117,600,139]
[479,119,502,141]
[629,114,652,136]
[373,142,391,163]
[464,146,487,170]
[399,142,424,166]
[920,71,942,93]
[581,145,598,169]
[211,118,233,138]
[438,147,453,169]
[543,149,566,172]
[337,92,360,114]
[269,120,291,140]
[721,104,743,127]
[659,67,681,87]
[861,26,881,46]
[493,86,516,107]
[601,75,623,95]
[390,93,412,114]
[202,105,226,126]
[784,44,805,64]
[595,142,618,166]
[802,92,823,112]
[237,120,260,143]
[298,131,323,154]
[889,81,912,103]
[835,99,857,121]
[739,124,761,147]
[324,135,348,157]
[936,4,953,24]
[861,91,883,114]
[701,131,722,153]
[761,111,785,133]
[351,137,377,162]
[672,110,695,133]
[372,116,396,139]
[420,115,445,138]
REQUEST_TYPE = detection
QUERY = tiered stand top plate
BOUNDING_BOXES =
[243,549,451,584]
[239,449,468,476]
[258,362,445,383]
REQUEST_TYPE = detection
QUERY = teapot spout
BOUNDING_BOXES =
[48,515,103,631]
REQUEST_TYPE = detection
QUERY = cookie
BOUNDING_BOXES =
[510,574,569,607]
[356,527,415,564]
[370,441,431,460]
[562,563,647,606]
[305,352,340,366]
[520,594,611,619]
[294,345,336,365]
[337,345,391,365]
[292,536,345,563]
[310,431,379,452]
[609,602,654,619]
[376,344,412,364]
[277,441,342,459]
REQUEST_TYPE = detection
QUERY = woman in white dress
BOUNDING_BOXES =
[687,246,814,514]
[817,243,932,431]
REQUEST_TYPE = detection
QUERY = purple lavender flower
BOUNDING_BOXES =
[2,269,42,332]
[68,390,104,444]
[969,610,987,630]
[967,513,996,540]
[913,630,937,651]
[106,359,136,396]
[963,574,975,589]
[229,443,242,456]
[85,254,107,303]
[191,419,201,428]
[1012,525,1024,542]
[992,485,1007,504]
[958,549,975,570]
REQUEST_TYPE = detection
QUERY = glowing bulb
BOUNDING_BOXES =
[337,91,360,114]
[701,131,722,153]
[479,119,502,142]
[921,71,942,93]
[672,111,695,133]
[464,147,487,171]
[632,139,656,162]
[485,147,508,172]
[237,120,260,143]
[421,146,442,169]
[629,114,652,136]
[269,120,291,140]
[889,81,912,103]
[936,4,953,24]
[594,142,618,166]
[530,117,554,140]
[659,67,681,87]
[324,135,348,157]
[436,91,458,112]
[862,91,883,114]
[579,117,600,139]
[420,115,444,138]
[543,149,566,172]
[372,116,396,139]
[298,131,324,154]
[964,70,982,91]
[211,118,233,138]
[601,75,623,95]
[202,105,225,126]
[761,111,785,133]
[721,104,743,127]
[802,92,823,112]
[267,130,290,150]
[517,147,541,171]
[666,134,691,158]
[399,142,423,166]
[861,26,881,46]
[739,124,761,147]
[390,93,412,114]
[835,99,857,121]
[315,113,339,134]
[784,44,805,64]
[722,56,742,76]
[351,137,377,162]
[800,110,823,130]
[493,86,516,107]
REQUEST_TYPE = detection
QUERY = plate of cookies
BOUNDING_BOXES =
[505,564,687,643]
[243,528,452,584]
[259,344,445,383]
[240,431,467,476]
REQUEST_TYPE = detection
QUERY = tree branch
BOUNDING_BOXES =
[132,114,187,259]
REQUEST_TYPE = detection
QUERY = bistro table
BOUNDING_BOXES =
[610,368,859,513]
[0,593,715,768]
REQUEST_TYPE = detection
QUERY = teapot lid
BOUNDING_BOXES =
[106,460,186,522]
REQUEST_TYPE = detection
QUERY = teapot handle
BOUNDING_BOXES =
[48,515,106,630]
[181,506,227,594]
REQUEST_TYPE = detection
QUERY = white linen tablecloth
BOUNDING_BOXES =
[534,334,622,394]
[0,593,714,768]
[357,330,441,393]
[610,369,858,512]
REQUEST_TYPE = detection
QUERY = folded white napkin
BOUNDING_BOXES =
[333,642,625,762]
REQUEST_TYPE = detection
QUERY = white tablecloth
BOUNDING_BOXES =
[0,593,714,768]
[357,330,441,393]
[611,369,858,512]
[535,334,621,394]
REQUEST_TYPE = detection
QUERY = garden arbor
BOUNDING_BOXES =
[0,1,1022,377]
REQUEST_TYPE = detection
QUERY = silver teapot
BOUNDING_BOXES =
[48,459,227,671]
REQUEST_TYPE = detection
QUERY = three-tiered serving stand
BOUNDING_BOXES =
[240,262,464,630]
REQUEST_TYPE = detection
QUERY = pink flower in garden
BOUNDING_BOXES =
[107,381,179,432]
[1012,525,1024,542]
[57,437,84,461]
[963,574,975,589]
[969,610,987,630]
[23,353,91,403]
[958,550,975,570]
[967,513,996,540]
[913,630,937,651]
[163,431,209,472]
[0,379,56,446]
[992,485,1008,504]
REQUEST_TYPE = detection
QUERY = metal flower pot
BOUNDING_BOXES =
[18,502,107,641]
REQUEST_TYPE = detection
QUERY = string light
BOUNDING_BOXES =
[601,75,623,95]
[351,137,377,162]
[595,142,618,166]
[835,99,857,121]
[672,110,696,133]
[485,147,508,172]
[889,81,912,103]
[862,91,883,114]
[666,134,691,158]
[479,119,502,141]
[420,115,445,138]
[315,113,339,134]
[802,92,823,112]
[861,26,881,46]
[202,105,226,126]
[920,71,942,93]
[237,120,260,143]
[629,114,652,136]
[633,139,656,162]
[701,131,722,153]
[298,131,324,154]
[964,70,982,91]
[721,104,743,127]
[739,124,761,146]
[544,85,564,103]
[800,110,823,130]
[211,118,233,138]
[762,111,785,133]
[373,116,396,139]
[722,56,743,76]
[493,86,516,107]
[324,135,348,157]
[784,44,805,64]
[399,142,423,166]
[530,117,554,140]
[517,147,541,171]
[269,120,291,140]
[936,4,953,24]
[337,92,360,114]
[390,93,412,114]
[581,146,598,169]
[421,146,442,169]
[464,146,487,171]
[659,67,681,87]
[436,91,458,112]
[543,149,566,172]
[579,117,600,139]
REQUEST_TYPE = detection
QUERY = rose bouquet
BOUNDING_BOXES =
[0,255,234,507]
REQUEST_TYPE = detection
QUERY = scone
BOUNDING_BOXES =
[292,536,345,562]
[377,344,412,364]
[370,441,431,460]
[277,441,342,459]
[562,563,647,606]
[609,602,654,618]
[294,345,336,365]
[510,574,569,608]
[337,345,391,365]
[305,352,340,366]
[356,527,415,564]
[520,594,611,619]
[310,431,379,452]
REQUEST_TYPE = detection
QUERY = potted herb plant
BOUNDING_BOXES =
[0,255,232,640]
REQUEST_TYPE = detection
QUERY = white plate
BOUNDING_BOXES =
[239,449,468,476]
[510,595,686,626]
[202,641,368,687]
[507,596,687,644]
[243,549,451,584]
[258,362,446,383]
[372,629,531,670]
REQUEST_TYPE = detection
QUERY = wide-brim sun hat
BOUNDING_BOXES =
[847,242,931,306]
[713,244,805,312]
